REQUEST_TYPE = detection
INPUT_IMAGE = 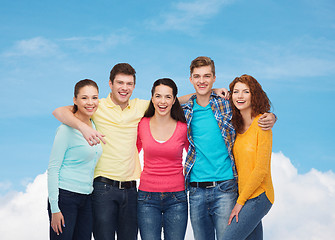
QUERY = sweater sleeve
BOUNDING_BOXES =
[47,125,70,213]
[237,127,272,205]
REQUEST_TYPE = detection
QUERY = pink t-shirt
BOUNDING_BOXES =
[137,117,189,192]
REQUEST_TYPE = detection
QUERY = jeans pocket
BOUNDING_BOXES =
[218,179,237,193]
[189,186,197,196]
[92,182,110,199]
[137,191,150,202]
[172,191,187,202]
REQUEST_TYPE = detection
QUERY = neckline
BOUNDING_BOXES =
[147,117,179,144]
[238,115,260,135]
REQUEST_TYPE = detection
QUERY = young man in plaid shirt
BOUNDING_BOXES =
[182,56,276,240]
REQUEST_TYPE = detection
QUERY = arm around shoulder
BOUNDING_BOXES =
[52,106,105,145]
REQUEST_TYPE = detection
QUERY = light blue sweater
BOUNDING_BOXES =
[47,122,102,213]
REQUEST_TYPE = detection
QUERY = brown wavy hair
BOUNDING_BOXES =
[229,74,271,133]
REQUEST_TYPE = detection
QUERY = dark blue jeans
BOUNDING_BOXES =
[137,190,188,240]
[222,192,272,240]
[47,188,93,240]
[92,181,138,240]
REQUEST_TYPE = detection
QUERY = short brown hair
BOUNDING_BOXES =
[190,56,215,76]
[109,63,136,84]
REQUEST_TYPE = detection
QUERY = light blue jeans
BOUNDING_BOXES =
[222,192,272,240]
[189,179,238,240]
[137,190,188,240]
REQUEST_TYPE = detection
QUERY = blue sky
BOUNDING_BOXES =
[1,0,334,194]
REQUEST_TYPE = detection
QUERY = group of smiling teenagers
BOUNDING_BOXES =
[48,56,276,240]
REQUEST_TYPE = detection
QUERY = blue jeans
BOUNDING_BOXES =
[92,181,138,240]
[189,179,238,240]
[137,190,188,240]
[47,188,93,240]
[222,192,272,240]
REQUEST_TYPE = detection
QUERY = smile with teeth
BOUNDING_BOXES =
[119,92,128,97]
[85,107,95,111]
[158,105,167,110]
[198,84,207,89]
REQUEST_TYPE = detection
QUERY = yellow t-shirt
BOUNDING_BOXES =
[233,114,274,205]
[92,94,149,181]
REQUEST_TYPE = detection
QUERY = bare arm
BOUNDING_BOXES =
[52,106,105,145]
[178,94,193,104]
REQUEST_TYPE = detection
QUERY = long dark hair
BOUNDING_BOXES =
[229,74,271,133]
[144,78,186,123]
[73,79,99,113]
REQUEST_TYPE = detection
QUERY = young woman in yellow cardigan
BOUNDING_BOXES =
[222,74,274,240]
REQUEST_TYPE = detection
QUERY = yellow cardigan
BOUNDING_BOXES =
[233,114,274,205]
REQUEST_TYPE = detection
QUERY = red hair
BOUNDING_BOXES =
[229,74,271,133]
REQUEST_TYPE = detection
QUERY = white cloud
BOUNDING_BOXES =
[147,0,233,33]
[264,152,335,240]
[0,153,334,240]
[2,37,59,57]
[0,173,49,240]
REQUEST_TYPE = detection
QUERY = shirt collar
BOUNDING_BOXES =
[105,93,131,109]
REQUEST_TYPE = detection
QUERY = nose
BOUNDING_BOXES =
[161,97,167,103]
[199,76,205,83]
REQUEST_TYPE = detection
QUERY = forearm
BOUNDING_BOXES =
[178,93,193,104]
[52,106,86,131]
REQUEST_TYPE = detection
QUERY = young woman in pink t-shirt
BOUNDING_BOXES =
[137,78,189,240]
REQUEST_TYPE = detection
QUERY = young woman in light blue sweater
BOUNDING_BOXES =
[47,79,102,240]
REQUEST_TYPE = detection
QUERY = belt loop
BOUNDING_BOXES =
[119,181,124,190]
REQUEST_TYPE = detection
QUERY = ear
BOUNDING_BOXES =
[189,76,193,84]
[73,97,77,105]
[213,75,216,83]
[109,80,113,89]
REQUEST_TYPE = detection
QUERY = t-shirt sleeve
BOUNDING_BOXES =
[47,125,70,213]
[237,128,272,205]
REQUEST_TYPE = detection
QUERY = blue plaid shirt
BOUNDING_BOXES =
[182,92,237,188]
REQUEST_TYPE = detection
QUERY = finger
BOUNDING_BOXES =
[261,126,271,131]
[58,221,63,234]
[258,114,267,120]
[236,213,239,223]
[61,217,65,233]
[54,224,60,235]
[257,122,269,128]
[86,137,94,146]
[92,137,100,145]
[99,136,106,144]
[52,225,58,235]
[228,215,233,225]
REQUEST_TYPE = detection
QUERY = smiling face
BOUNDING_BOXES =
[232,82,252,113]
[109,73,135,109]
[73,85,99,118]
[152,84,176,117]
[190,65,216,97]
